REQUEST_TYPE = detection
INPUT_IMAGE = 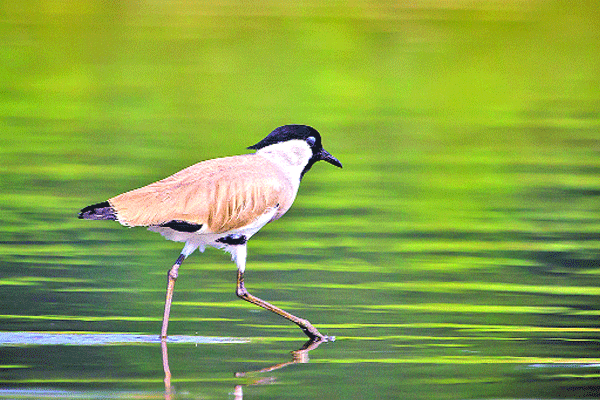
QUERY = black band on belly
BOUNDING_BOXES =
[216,234,247,245]
[160,220,203,232]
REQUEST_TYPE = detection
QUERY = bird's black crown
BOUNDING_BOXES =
[248,125,322,151]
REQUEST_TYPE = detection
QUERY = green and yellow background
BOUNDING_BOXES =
[1,1,599,398]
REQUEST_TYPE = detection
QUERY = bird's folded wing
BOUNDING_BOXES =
[108,155,292,233]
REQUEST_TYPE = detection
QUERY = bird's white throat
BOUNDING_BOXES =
[255,139,313,183]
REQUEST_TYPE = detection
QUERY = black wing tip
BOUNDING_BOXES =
[216,234,247,245]
[159,220,203,232]
[78,201,117,221]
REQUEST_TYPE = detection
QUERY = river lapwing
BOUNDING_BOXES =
[79,125,342,341]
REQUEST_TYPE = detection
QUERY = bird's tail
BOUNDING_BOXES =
[78,201,117,220]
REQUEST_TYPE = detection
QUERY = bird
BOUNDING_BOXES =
[78,125,342,342]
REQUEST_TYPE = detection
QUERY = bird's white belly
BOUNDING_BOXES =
[147,206,279,257]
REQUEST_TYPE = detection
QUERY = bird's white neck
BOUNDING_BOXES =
[255,140,313,184]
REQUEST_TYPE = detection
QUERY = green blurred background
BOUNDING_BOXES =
[1,1,600,399]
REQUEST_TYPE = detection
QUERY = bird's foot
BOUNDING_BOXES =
[300,319,335,342]
[310,333,335,342]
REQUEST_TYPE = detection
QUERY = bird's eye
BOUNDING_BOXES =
[306,136,316,146]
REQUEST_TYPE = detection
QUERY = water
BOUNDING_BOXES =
[2,1,600,398]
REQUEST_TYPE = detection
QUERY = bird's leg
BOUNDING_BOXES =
[161,254,186,339]
[236,269,333,342]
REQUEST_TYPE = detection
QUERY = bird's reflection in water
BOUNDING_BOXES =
[161,340,174,400]
[233,338,327,398]
[161,338,329,399]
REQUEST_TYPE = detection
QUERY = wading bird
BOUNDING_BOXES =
[79,125,342,341]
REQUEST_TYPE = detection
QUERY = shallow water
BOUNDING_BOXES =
[2,1,600,399]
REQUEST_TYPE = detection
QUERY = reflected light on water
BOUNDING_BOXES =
[0,332,247,346]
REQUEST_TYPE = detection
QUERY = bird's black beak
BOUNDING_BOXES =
[319,149,342,168]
